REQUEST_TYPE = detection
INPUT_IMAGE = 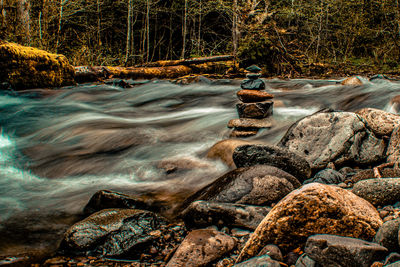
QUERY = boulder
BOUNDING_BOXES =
[233,255,281,267]
[0,41,75,89]
[60,209,167,257]
[341,76,363,86]
[258,244,283,262]
[304,234,387,267]
[352,178,400,206]
[278,110,385,170]
[237,101,273,118]
[387,126,400,163]
[233,144,311,182]
[228,118,273,129]
[356,108,400,137]
[237,90,274,103]
[166,229,236,267]
[184,165,301,208]
[373,219,400,252]
[182,200,271,230]
[304,169,345,185]
[295,254,319,267]
[240,79,265,90]
[236,183,382,262]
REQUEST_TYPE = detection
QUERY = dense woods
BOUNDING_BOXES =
[1,0,400,75]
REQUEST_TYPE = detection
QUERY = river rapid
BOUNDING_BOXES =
[0,77,399,258]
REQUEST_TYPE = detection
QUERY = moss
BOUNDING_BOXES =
[0,41,75,90]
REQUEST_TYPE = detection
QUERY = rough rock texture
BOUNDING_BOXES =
[166,229,236,267]
[305,234,388,267]
[349,169,400,184]
[230,129,258,138]
[233,255,281,267]
[233,144,311,182]
[386,261,400,267]
[352,178,400,206]
[356,108,400,137]
[228,118,273,129]
[237,90,274,103]
[278,110,385,170]
[182,200,271,230]
[184,165,301,208]
[0,41,75,89]
[60,209,167,257]
[240,79,265,90]
[385,253,400,265]
[387,126,400,163]
[341,76,363,86]
[373,219,400,252]
[237,101,273,119]
[236,183,383,262]
[304,169,345,185]
[295,254,319,267]
[258,244,283,262]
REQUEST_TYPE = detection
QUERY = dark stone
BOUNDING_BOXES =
[304,169,345,185]
[233,144,311,182]
[233,255,281,267]
[246,73,262,79]
[295,254,320,267]
[246,65,262,73]
[258,244,283,262]
[240,79,265,90]
[237,101,272,118]
[385,253,400,265]
[182,200,271,230]
[305,234,388,267]
[373,218,400,252]
[104,78,132,88]
[352,178,400,207]
[285,252,301,266]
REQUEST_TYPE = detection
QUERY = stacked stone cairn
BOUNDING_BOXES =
[228,65,274,137]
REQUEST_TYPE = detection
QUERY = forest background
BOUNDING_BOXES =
[1,0,400,76]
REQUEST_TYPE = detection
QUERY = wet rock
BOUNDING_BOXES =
[246,73,262,79]
[228,118,273,129]
[182,200,271,230]
[237,101,273,118]
[356,108,400,137]
[341,76,363,86]
[304,234,388,267]
[240,79,265,90]
[373,219,400,252]
[304,168,345,185]
[233,144,311,182]
[60,209,168,257]
[278,110,385,170]
[230,129,259,138]
[237,90,274,103]
[387,126,400,163]
[166,229,236,267]
[385,253,400,265]
[236,183,382,262]
[184,165,301,207]
[158,157,214,174]
[246,65,262,72]
[258,244,283,262]
[295,254,319,267]
[233,255,281,267]
[352,178,400,206]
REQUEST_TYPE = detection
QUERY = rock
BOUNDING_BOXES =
[386,261,400,267]
[246,65,262,72]
[157,157,214,174]
[304,169,345,185]
[246,73,262,79]
[236,183,383,262]
[285,252,301,266]
[349,169,400,184]
[184,165,301,208]
[206,139,258,168]
[258,244,283,262]
[356,108,400,137]
[228,118,273,129]
[389,95,400,114]
[166,229,236,267]
[352,178,400,206]
[385,253,400,265]
[237,101,273,118]
[182,200,271,230]
[373,219,400,252]
[304,234,388,267]
[233,255,281,267]
[59,209,167,257]
[0,41,75,90]
[230,129,259,138]
[237,90,274,103]
[295,254,319,267]
[278,110,385,170]
[387,126,400,163]
[233,144,311,182]
[240,79,265,90]
[341,76,363,86]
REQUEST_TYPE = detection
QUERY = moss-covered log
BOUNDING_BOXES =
[0,41,75,90]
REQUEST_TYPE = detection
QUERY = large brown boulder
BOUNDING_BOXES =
[356,108,400,137]
[236,183,382,263]
[0,41,75,90]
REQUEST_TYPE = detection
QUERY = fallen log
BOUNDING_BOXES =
[138,55,234,67]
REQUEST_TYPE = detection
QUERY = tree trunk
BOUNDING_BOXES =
[232,0,238,58]
[56,0,66,52]
[181,0,188,59]
[146,0,150,62]
[125,0,132,65]
[18,0,31,44]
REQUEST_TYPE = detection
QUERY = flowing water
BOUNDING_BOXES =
[0,77,400,258]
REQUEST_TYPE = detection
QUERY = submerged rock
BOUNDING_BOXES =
[352,178,400,207]
[236,183,382,262]
[356,108,400,137]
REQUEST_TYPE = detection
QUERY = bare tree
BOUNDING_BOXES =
[125,0,132,64]
[181,0,188,59]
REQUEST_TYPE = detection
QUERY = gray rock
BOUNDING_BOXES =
[295,254,320,267]
[305,234,388,267]
[278,110,385,170]
[387,126,400,163]
[237,101,273,118]
[240,79,265,90]
[182,200,271,230]
[352,178,400,207]
[385,253,400,265]
[246,65,262,73]
[183,165,301,207]
[373,218,400,252]
[304,169,345,185]
[233,144,311,182]
[258,244,283,262]
[60,209,167,257]
[233,255,281,267]
[166,229,236,267]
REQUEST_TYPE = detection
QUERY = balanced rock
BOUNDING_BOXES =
[356,108,400,137]
[228,118,273,130]
[352,178,400,206]
[230,129,259,138]
[183,165,301,207]
[387,126,400,163]
[182,200,271,230]
[166,229,236,267]
[246,65,262,72]
[233,255,281,267]
[60,209,167,257]
[373,218,400,252]
[233,144,311,182]
[304,168,345,185]
[236,183,382,262]
[278,110,385,170]
[237,101,273,118]
[341,76,363,86]
[237,90,274,103]
[305,234,387,267]
[240,79,265,90]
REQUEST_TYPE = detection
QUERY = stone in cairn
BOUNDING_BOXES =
[229,65,274,138]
